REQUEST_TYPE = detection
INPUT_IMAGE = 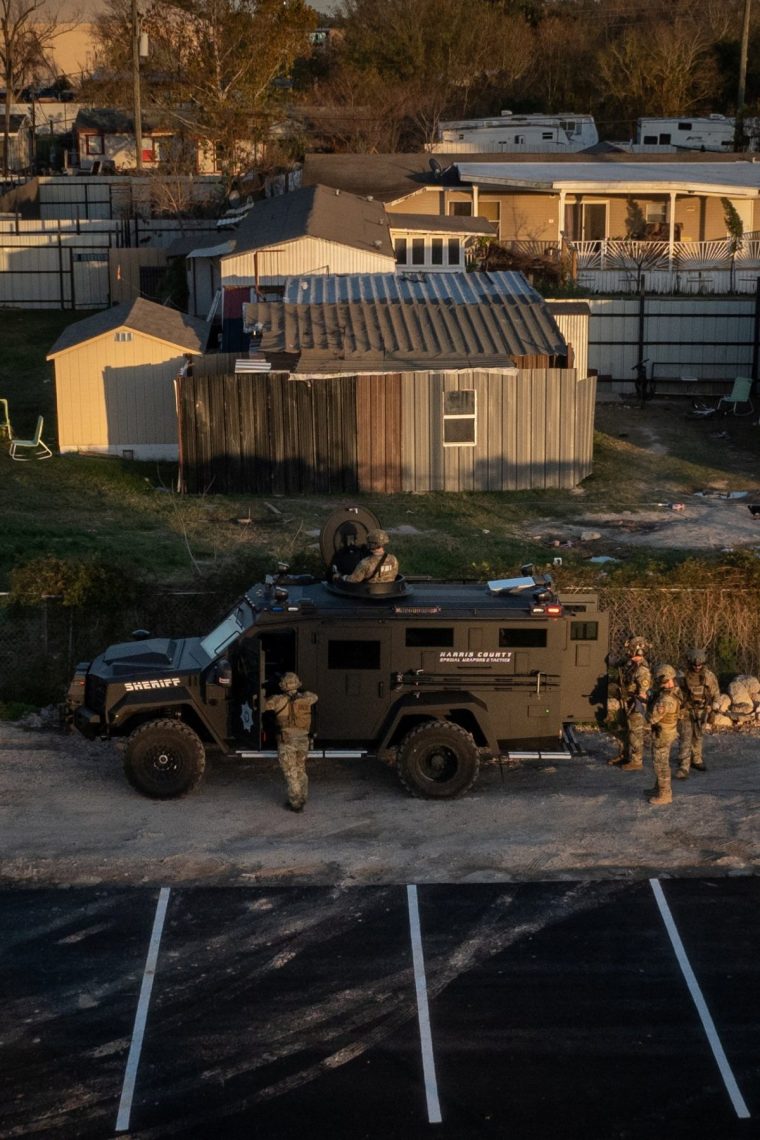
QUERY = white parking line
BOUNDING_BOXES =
[650,879,750,1119]
[406,884,442,1125]
[115,887,171,1133]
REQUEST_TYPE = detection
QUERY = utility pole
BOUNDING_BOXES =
[738,0,752,111]
[132,0,143,170]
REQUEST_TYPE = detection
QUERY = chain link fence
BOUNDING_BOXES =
[1,587,759,709]
[0,592,223,708]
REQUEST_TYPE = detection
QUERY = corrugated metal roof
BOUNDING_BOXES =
[278,271,545,305]
[243,271,565,372]
[47,297,211,357]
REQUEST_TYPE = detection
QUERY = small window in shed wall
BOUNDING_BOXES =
[114,331,133,342]
[443,388,476,446]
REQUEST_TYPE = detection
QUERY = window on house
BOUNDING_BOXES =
[443,388,476,446]
[114,331,133,342]
[646,203,667,223]
[643,135,657,144]
[86,135,104,155]
[394,237,408,264]
[412,238,425,264]
[431,238,443,265]
[448,238,461,265]
[449,201,473,217]
[658,133,671,144]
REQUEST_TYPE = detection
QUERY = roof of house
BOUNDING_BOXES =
[47,297,211,357]
[386,212,496,236]
[242,271,566,374]
[455,160,760,196]
[303,151,760,203]
[224,184,395,260]
[73,107,175,134]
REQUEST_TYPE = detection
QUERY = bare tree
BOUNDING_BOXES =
[86,0,316,180]
[0,0,64,175]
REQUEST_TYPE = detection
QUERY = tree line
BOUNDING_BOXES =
[5,0,760,179]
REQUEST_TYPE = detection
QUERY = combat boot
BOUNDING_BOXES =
[692,762,707,772]
[619,760,643,771]
[675,766,689,779]
[648,789,672,806]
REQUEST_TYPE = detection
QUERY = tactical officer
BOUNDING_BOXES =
[676,647,719,779]
[608,635,652,770]
[647,664,682,806]
[338,529,399,584]
[264,673,318,812]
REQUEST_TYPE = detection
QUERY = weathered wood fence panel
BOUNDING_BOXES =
[178,371,359,494]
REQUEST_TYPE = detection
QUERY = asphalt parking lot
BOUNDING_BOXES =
[1,880,758,1139]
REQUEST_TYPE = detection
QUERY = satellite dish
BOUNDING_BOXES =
[429,157,443,175]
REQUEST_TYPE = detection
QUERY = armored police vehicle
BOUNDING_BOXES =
[65,508,608,801]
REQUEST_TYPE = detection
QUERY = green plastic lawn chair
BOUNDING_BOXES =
[716,376,754,417]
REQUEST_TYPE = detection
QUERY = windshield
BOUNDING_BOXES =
[200,599,255,659]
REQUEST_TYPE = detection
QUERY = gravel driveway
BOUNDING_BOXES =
[1,721,757,887]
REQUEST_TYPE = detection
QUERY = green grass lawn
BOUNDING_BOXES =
[1,309,759,595]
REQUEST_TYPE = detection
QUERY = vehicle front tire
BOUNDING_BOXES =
[124,719,206,799]
[397,720,480,799]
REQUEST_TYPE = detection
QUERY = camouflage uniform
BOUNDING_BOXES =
[264,673,318,812]
[677,650,719,777]
[647,666,681,805]
[609,637,652,770]
[342,530,399,584]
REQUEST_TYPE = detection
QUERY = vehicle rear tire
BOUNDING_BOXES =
[124,719,206,799]
[397,720,480,799]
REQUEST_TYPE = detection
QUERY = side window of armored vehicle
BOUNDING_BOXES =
[570,619,599,667]
[404,626,454,672]
[328,639,381,670]
[405,628,454,647]
[499,625,553,675]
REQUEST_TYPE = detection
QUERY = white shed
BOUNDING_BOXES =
[184,184,397,318]
[47,297,210,460]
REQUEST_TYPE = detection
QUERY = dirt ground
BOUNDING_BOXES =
[566,400,760,554]
[1,719,757,887]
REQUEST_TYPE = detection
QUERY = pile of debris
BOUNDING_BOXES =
[712,674,760,729]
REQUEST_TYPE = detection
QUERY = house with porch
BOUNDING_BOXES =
[303,152,760,295]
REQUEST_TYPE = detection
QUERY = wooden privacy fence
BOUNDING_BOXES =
[177,361,595,495]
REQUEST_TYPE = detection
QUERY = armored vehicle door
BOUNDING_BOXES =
[228,633,263,747]
[308,622,390,745]
[494,619,565,746]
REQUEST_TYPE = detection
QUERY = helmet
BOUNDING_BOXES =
[624,635,648,656]
[279,672,301,692]
[656,664,677,682]
[366,529,389,549]
[687,647,707,666]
